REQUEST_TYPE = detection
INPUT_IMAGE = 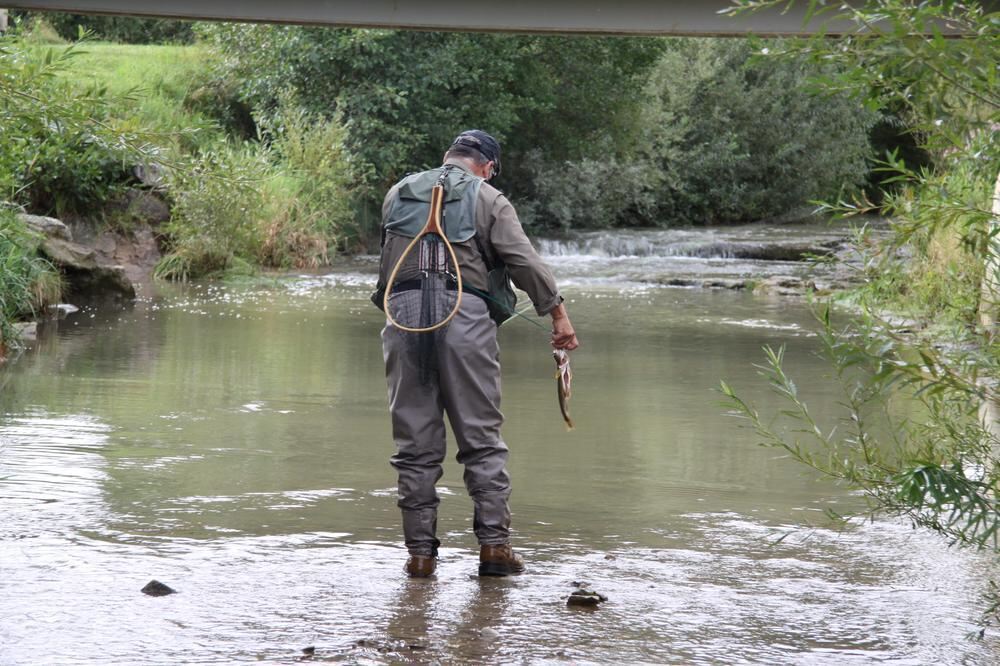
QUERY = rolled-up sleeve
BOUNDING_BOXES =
[489,196,563,316]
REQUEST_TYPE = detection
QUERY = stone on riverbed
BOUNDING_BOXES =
[567,588,608,607]
[141,580,176,596]
[12,322,37,342]
[754,275,815,296]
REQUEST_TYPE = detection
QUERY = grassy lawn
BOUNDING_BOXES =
[35,42,223,151]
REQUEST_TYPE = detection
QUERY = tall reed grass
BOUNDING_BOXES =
[0,210,62,350]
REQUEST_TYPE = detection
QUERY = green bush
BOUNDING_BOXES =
[156,110,359,279]
[639,39,875,225]
[263,103,359,255]
[156,143,270,280]
[854,146,995,326]
[2,118,129,216]
[0,39,133,216]
[520,152,655,230]
[183,75,256,141]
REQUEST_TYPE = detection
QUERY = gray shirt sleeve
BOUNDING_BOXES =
[485,194,563,316]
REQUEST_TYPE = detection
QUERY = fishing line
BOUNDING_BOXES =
[463,286,550,335]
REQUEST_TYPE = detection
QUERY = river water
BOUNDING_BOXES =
[1,224,997,664]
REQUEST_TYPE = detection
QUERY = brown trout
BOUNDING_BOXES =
[553,349,574,431]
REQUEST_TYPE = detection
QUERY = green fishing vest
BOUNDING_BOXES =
[383,167,483,242]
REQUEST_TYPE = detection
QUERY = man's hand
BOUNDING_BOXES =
[549,304,579,350]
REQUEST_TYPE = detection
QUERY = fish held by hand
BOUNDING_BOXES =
[553,349,574,431]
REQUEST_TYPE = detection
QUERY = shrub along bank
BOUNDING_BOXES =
[205,25,878,231]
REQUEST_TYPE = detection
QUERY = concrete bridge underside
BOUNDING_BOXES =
[4,0,864,36]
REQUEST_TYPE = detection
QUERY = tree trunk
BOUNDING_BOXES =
[977,168,1000,339]
[977,168,1000,457]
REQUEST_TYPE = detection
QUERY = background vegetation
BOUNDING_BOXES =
[10,9,195,44]
[202,24,877,231]
[1,9,913,347]
[720,0,1000,623]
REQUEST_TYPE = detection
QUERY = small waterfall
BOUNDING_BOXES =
[535,233,660,257]
[536,229,838,261]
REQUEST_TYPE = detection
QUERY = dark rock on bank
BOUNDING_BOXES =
[39,237,135,300]
[133,163,167,190]
[141,580,176,596]
[18,213,71,241]
[113,188,171,226]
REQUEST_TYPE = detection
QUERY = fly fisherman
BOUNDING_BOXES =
[374,130,580,578]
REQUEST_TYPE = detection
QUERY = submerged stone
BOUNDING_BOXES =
[141,580,176,596]
[567,589,608,607]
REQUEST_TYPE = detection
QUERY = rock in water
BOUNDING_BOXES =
[566,588,608,607]
[141,580,176,596]
[48,303,79,319]
[12,322,37,343]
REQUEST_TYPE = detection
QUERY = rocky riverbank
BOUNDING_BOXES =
[2,188,167,358]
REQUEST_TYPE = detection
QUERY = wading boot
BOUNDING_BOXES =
[404,554,436,578]
[478,544,525,577]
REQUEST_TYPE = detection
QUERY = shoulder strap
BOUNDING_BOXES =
[473,233,496,272]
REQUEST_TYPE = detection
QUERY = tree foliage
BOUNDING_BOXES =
[202,25,664,198]
[0,39,142,215]
[721,0,1000,620]
[641,38,874,225]
[26,11,196,45]
[205,26,878,230]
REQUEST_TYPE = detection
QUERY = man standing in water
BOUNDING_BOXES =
[375,130,579,578]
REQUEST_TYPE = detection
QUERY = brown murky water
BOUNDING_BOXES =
[2,240,998,664]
